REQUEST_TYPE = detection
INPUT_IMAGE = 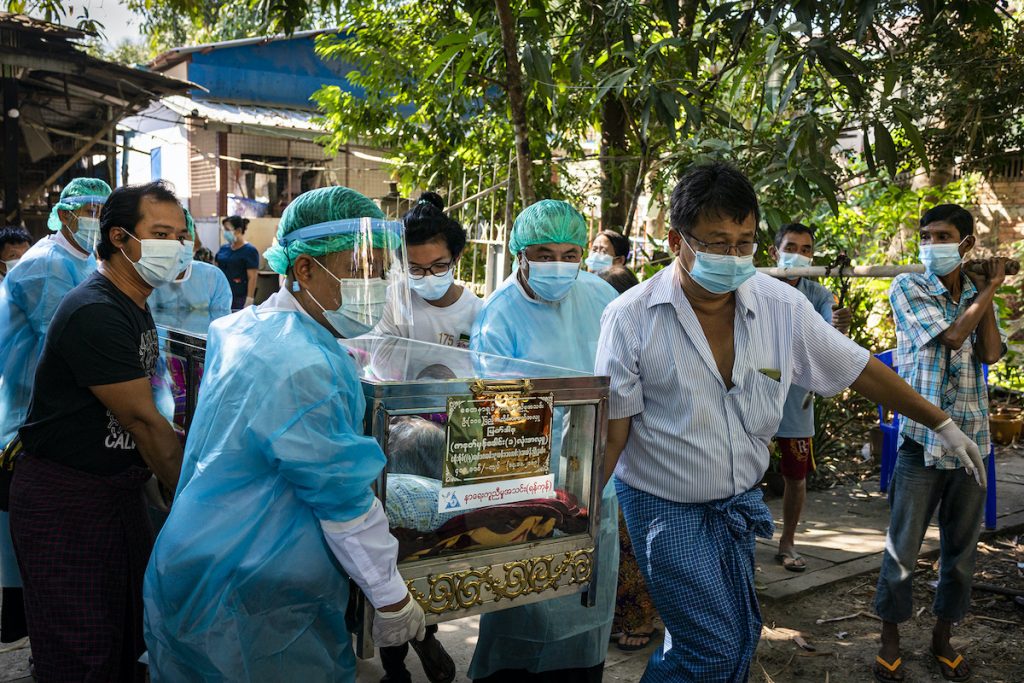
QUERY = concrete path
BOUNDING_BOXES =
[755,448,1024,601]
[3,451,1022,682]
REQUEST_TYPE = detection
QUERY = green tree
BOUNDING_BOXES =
[82,37,151,67]
[309,0,1024,239]
[124,0,341,56]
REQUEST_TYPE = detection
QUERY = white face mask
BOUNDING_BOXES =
[408,270,454,301]
[777,251,812,270]
[121,233,183,288]
[307,258,390,337]
[73,216,101,253]
[2,258,19,275]
[174,240,194,280]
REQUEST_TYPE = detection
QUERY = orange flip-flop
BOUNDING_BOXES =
[932,651,971,681]
[873,654,905,682]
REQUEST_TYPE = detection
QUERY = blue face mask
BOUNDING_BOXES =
[409,270,454,301]
[526,260,580,302]
[585,252,614,273]
[920,239,966,276]
[223,230,235,244]
[777,252,812,269]
[682,238,757,294]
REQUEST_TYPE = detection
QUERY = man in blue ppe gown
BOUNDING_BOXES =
[0,177,111,643]
[151,212,232,316]
[0,178,112,447]
[143,186,426,682]
[468,200,620,683]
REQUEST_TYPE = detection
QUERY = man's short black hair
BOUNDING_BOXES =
[670,161,760,235]
[920,204,974,238]
[0,226,31,251]
[97,181,181,260]
[774,222,816,248]
[597,265,639,294]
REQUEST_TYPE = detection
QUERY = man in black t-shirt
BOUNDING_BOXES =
[9,181,185,683]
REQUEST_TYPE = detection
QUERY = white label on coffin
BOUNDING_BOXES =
[437,474,556,513]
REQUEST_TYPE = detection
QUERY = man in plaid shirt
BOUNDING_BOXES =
[874,204,1007,682]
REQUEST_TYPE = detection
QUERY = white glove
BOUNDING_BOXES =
[372,596,426,647]
[244,296,255,307]
[934,418,986,487]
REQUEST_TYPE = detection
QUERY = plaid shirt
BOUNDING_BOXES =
[889,271,1004,468]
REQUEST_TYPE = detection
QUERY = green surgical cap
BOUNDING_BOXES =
[46,178,112,232]
[183,208,196,240]
[264,186,394,275]
[509,199,588,255]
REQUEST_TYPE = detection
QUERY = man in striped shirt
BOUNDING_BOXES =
[596,162,986,683]
[768,222,852,572]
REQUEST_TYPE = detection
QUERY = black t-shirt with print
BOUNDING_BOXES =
[20,272,158,475]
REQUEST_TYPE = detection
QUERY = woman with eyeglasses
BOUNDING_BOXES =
[376,192,483,348]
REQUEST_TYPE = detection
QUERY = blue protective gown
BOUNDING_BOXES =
[143,300,387,682]
[468,270,621,677]
[150,261,232,315]
[0,235,96,446]
[0,235,95,589]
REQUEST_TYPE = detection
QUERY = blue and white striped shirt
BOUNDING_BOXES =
[890,271,1003,468]
[595,266,870,504]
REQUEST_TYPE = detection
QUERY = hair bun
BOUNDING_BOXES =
[418,191,445,212]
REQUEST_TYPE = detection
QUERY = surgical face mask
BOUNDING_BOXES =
[585,252,614,273]
[409,270,454,301]
[73,216,101,253]
[309,259,390,338]
[175,240,194,275]
[526,260,580,302]
[681,238,756,294]
[223,230,235,244]
[2,258,19,274]
[170,241,194,284]
[121,233,183,288]
[777,251,812,270]
[919,238,966,276]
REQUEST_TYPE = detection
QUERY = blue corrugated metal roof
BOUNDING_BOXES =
[153,30,360,110]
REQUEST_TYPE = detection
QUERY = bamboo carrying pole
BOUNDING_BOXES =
[759,261,1020,279]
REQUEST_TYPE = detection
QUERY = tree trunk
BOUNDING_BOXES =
[494,0,535,206]
[600,95,637,232]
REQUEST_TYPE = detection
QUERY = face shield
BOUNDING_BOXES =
[278,217,412,338]
[62,197,106,254]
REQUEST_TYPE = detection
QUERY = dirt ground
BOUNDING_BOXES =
[753,532,1024,683]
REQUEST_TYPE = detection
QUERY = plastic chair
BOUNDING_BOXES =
[875,350,997,529]
[874,350,900,493]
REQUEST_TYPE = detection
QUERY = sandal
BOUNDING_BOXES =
[931,651,971,682]
[873,654,905,682]
[775,549,807,573]
[410,631,456,683]
[616,627,659,652]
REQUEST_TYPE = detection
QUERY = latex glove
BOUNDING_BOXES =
[934,418,986,487]
[372,596,426,647]
[244,296,255,307]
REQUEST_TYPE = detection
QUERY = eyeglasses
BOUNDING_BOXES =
[408,261,453,279]
[687,235,757,257]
